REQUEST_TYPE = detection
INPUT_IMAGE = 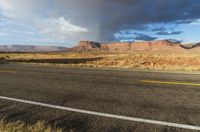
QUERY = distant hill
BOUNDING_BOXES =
[0,45,67,52]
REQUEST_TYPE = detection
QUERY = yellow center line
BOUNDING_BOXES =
[0,70,17,74]
[140,80,200,87]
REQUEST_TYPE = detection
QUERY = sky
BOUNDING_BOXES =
[0,0,200,47]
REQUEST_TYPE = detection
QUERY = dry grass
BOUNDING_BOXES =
[84,53,200,71]
[0,119,62,132]
[1,52,200,71]
[0,52,111,59]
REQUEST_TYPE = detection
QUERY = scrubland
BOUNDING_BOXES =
[1,52,200,71]
[0,119,62,132]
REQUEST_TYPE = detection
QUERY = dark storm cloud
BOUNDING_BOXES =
[50,0,200,41]
[1,0,200,45]
[97,0,200,41]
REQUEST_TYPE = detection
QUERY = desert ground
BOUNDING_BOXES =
[1,52,200,71]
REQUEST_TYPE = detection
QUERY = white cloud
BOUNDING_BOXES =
[0,0,46,12]
[0,32,7,36]
[0,0,25,17]
[0,0,95,45]
[190,19,200,25]
[0,0,48,19]
[0,0,89,44]
[36,17,89,40]
[0,0,13,10]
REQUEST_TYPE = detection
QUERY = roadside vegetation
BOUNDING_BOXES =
[1,52,200,71]
[0,119,187,132]
[0,119,62,132]
[0,57,6,64]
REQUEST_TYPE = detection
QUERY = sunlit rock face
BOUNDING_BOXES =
[70,40,194,53]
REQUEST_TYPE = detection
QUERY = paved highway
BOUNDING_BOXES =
[0,64,200,132]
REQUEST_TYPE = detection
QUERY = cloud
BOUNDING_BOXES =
[97,0,200,41]
[190,19,200,25]
[0,0,200,45]
[0,0,48,19]
[0,0,91,45]
[151,27,167,32]
[0,32,8,36]
[134,33,157,41]
[37,17,89,39]
[115,30,157,42]
[165,39,183,43]
[156,31,183,35]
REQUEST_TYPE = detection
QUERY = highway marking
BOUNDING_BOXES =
[0,96,200,130]
[141,80,200,87]
[0,70,17,74]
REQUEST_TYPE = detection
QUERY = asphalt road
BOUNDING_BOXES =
[0,64,200,132]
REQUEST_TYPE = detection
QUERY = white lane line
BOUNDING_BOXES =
[0,96,200,131]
